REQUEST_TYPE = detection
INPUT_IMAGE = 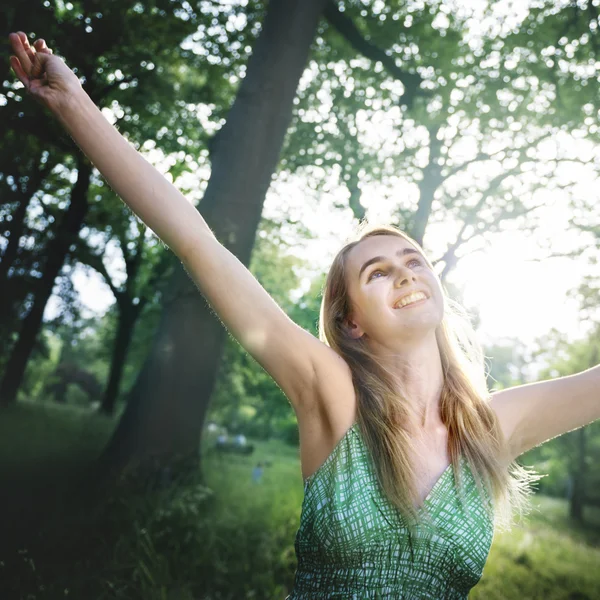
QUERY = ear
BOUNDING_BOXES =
[345,316,365,340]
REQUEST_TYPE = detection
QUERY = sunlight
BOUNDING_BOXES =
[457,243,587,346]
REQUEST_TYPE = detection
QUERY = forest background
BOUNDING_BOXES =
[0,0,599,598]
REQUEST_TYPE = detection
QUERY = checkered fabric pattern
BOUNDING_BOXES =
[287,423,494,599]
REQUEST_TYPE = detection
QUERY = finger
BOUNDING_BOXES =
[20,32,41,71]
[10,56,31,89]
[34,38,51,52]
[9,32,33,75]
[18,31,33,53]
[20,32,39,65]
[8,33,31,68]
[35,39,54,55]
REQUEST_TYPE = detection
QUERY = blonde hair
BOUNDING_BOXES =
[319,223,540,530]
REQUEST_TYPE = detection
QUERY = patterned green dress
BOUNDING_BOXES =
[287,423,495,599]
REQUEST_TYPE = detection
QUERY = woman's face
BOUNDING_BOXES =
[344,235,444,347]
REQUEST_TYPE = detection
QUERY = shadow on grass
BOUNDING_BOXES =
[2,401,600,600]
[0,401,302,599]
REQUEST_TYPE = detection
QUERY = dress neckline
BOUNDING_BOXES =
[304,421,457,510]
[416,461,453,510]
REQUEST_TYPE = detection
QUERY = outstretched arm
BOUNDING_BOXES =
[9,31,207,259]
[8,32,348,413]
[490,364,600,461]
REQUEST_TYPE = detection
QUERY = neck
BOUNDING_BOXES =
[371,330,445,432]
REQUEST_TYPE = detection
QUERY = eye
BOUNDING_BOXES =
[367,269,385,281]
[407,258,423,268]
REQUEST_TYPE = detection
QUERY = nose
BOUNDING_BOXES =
[393,269,416,288]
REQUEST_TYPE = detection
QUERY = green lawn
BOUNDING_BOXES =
[1,401,599,599]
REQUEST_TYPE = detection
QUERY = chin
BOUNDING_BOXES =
[387,319,440,341]
[397,309,443,329]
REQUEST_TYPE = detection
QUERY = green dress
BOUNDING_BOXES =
[287,423,494,599]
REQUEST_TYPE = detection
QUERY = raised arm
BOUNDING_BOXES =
[8,32,352,415]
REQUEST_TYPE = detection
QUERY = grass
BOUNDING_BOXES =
[472,497,600,599]
[0,401,599,599]
[0,400,114,473]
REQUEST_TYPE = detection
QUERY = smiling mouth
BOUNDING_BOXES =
[393,291,428,309]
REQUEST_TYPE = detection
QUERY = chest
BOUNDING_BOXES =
[410,430,451,506]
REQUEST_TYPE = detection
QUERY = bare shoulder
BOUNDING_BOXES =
[295,346,357,481]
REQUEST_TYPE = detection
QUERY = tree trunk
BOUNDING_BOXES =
[99,300,142,415]
[0,157,56,346]
[569,427,587,522]
[0,159,93,406]
[412,125,443,246]
[99,0,329,473]
[0,193,30,285]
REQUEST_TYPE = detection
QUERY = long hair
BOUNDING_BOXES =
[319,223,539,530]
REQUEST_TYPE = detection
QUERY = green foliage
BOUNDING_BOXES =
[492,0,600,135]
[280,0,599,277]
[509,314,600,503]
[208,218,320,441]
[5,0,598,427]
[19,316,111,405]
[485,339,532,391]
[0,0,260,369]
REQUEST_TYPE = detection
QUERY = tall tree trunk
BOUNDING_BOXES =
[0,157,56,345]
[0,156,55,282]
[99,0,329,473]
[0,159,92,406]
[412,125,443,246]
[569,427,587,522]
[99,300,142,415]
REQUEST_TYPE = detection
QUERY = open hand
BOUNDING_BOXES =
[9,31,82,114]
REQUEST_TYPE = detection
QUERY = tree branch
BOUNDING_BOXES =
[436,165,523,281]
[324,1,425,109]
[435,131,557,279]
[76,242,122,301]
[524,249,583,262]
[444,147,507,179]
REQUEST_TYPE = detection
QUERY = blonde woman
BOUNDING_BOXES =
[9,32,600,599]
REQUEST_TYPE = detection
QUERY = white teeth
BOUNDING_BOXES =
[395,292,427,309]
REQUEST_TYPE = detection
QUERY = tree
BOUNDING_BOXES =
[76,222,172,415]
[0,112,72,364]
[98,0,331,474]
[0,0,248,404]
[523,247,600,521]
[0,156,93,404]
[209,218,315,440]
[101,0,600,473]
[283,0,599,279]
[532,331,600,521]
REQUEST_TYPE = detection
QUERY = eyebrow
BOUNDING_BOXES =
[358,248,421,280]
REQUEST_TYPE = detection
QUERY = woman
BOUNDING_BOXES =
[8,32,600,599]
